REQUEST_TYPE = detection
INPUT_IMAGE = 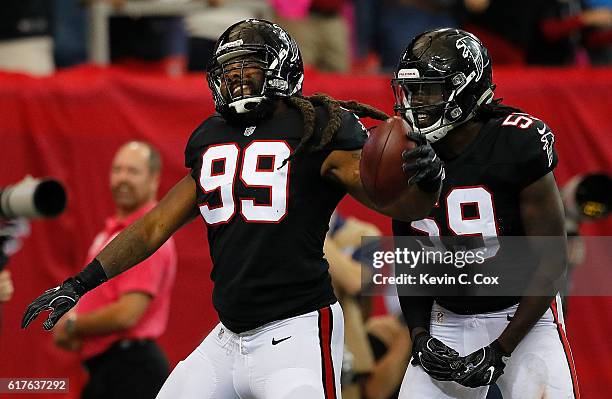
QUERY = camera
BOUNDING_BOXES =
[562,173,611,234]
[0,176,67,219]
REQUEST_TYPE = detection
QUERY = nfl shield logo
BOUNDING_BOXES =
[244,126,256,136]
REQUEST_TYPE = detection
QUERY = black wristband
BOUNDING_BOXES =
[491,339,512,357]
[412,330,429,342]
[73,258,108,296]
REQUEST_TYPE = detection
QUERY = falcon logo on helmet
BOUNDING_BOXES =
[455,36,485,82]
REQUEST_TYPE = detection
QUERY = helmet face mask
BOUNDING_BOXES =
[392,29,495,142]
[207,20,304,124]
[393,79,447,131]
[210,52,268,114]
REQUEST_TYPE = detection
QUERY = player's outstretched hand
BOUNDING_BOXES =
[402,132,444,192]
[411,331,461,381]
[22,278,81,330]
[453,340,509,387]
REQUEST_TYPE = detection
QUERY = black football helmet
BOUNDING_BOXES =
[392,28,495,142]
[207,19,304,124]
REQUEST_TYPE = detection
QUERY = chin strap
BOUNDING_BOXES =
[422,87,495,143]
[223,96,276,125]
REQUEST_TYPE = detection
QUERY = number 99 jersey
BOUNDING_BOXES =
[184,106,367,333]
[393,112,559,314]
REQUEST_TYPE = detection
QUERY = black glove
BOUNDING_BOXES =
[402,132,444,193]
[22,277,84,330]
[453,340,509,388]
[411,331,462,381]
[22,259,107,330]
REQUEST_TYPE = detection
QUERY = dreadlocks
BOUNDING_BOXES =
[284,93,389,164]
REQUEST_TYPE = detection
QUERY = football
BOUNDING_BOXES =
[359,116,418,207]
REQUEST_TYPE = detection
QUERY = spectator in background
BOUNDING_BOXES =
[364,0,457,71]
[580,0,612,64]
[561,173,612,313]
[363,315,411,399]
[53,0,88,68]
[106,0,187,75]
[0,0,54,75]
[457,0,534,65]
[0,270,14,302]
[186,0,265,72]
[529,0,612,65]
[52,141,177,399]
[0,219,30,303]
[0,268,13,340]
[272,0,351,72]
[326,212,411,399]
[459,0,612,65]
[325,212,374,399]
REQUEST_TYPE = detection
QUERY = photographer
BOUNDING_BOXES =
[327,212,411,399]
[0,219,31,302]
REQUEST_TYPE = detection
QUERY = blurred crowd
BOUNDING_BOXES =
[1,0,611,77]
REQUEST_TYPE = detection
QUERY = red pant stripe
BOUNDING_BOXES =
[317,307,337,399]
[550,299,581,399]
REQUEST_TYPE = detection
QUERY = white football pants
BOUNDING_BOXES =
[157,302,344,399]
[399,295,579,399]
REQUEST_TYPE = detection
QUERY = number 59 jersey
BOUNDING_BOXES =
[184,106,368,333]
[393,113,559,314]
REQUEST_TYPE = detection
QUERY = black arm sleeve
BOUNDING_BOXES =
[398,295,434,333]
[393,219,434,332]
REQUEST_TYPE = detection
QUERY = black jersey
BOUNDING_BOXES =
[184,105,367,332]
[393,112,558,314]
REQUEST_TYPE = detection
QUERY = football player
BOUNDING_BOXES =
[21,20,443,398]
[391,29,579,398]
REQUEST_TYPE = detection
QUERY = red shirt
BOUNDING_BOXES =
[75,202,177,360]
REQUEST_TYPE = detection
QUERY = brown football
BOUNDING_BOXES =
[359,116,418,207]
